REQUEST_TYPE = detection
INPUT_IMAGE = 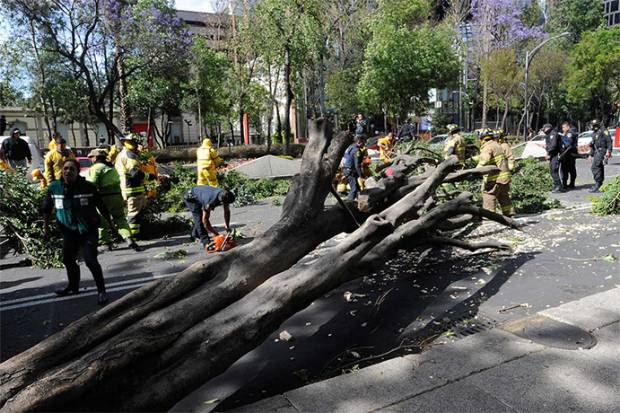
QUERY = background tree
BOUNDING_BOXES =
[357,0,458,119]
[547,0,605,41]
[527,47,567,129]
[479,47,522,130]
[562,26,620,124]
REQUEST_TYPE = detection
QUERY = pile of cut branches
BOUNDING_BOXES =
[0,120,519,412]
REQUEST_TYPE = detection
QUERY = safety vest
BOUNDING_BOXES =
[46,177,100,234]
[44,149,75,183]
[443,133,467,165]
[88,161,122,196]
[115,148,147,197]
[478,140,511,184]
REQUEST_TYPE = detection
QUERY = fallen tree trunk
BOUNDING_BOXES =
[0,120,519,412]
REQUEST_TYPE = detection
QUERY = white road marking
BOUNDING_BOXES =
[0,274,173,311]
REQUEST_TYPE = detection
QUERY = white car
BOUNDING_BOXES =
[0,135,45,181]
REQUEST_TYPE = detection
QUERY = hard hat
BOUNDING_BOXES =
[120,133,143,144]
[87,148,108,158]
[478,128,494,139]
[31,168,43,179]
[446,124,461,134]
[202,138,213,147]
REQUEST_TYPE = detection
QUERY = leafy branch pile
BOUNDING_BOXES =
[0,169,63,268]
[592,175,620,215]
[511,158,561,213]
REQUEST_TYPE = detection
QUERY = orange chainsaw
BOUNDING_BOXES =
[205,231,237,253]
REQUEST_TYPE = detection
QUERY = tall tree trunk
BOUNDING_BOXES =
[284,45,293,152]
[28,19,52,140]
[501,100,509,131]
[481,77,489,128]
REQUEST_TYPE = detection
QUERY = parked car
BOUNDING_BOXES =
[75,156,93,176]
[428,134,449,148]
[578,128,618,154]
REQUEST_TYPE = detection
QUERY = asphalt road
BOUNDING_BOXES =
[1,157,619,411]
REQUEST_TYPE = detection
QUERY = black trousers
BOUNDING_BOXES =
[184,197,210,246]
[343,167,360,201]
[62,228,106,293]
[591,152,605,185]
[549,155,561,188]
[560,155,576,186]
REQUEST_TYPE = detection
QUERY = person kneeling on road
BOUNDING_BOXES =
[184,185,235,250]
[42,159,116,305]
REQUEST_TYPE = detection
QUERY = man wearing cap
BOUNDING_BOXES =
[87,148,142,251]
[115,133,153,238]
[588,119,613,193]
[184,185,235,249]
[1,128,31,170]
[559,121,578,189]
[444,124,467,166]
[44,134,75,183]
[477,129,514,216]
[542,123,564,193]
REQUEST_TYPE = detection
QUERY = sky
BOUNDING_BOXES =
[174,0,216,12]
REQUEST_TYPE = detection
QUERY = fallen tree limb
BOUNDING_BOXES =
[0,120,519,412]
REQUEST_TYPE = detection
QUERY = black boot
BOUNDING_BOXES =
[55,286,79,297]
[588,184,601,193]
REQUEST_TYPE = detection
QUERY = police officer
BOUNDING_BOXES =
[342,135,366,201]
[588,119,613,193]
[542,123,564,193]
[559,121,578,190]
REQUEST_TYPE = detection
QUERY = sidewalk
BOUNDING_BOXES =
[234,287,620,412]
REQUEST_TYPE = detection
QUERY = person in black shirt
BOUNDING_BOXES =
[542,123,564,192]
[559,121,578,189]
[588,119,613,193]
[1,128,31,170]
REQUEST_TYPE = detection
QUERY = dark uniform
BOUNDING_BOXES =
[589,128,613,192]
[42,176,110,301]
[544,127,563,191]
[184,185,225,246]
[343,141,364,201]
[560,128,578,189]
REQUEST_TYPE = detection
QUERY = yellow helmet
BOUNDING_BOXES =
[478,128,495,141]
[31,168,43,179]
[202,138,213,147]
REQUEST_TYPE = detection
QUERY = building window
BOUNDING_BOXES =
[605,0,620,25]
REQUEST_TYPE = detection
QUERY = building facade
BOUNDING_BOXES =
[604,0,620,25]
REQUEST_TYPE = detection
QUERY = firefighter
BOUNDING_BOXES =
[44,136,75,184]
[378,132,396,164]
[588,119,613,193]
[477,129,514,216]
[196,138,224,187]
[444,124,467,166]
[88,149,142,251]
[115,133,153,238]
[495,130,515,172]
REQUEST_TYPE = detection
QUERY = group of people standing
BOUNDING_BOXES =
[542,119,613,193]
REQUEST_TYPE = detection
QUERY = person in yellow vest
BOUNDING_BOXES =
[196,138,224,186]
[378,132,396,164]
[44,136,75,184]
[139,144,159,199]
[115,133,153,238]
[495,129,515,172]
[444,124,467,166]
[477,129,514,216]
[31,168,48,189]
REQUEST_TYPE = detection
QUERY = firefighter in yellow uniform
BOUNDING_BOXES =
[115,133,152,238]
[44,137,75,184]
[31,169,48,189]
[196,138,224,186]
[477,129,514,216]
[443,124,467,166]
[378,132,396,164]
[495,130,515,171]
[140,146,159,199]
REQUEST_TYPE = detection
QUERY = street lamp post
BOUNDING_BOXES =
[523,32,570,140]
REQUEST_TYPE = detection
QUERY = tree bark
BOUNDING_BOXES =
[0,120,518,412]
[284,45,293,152]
